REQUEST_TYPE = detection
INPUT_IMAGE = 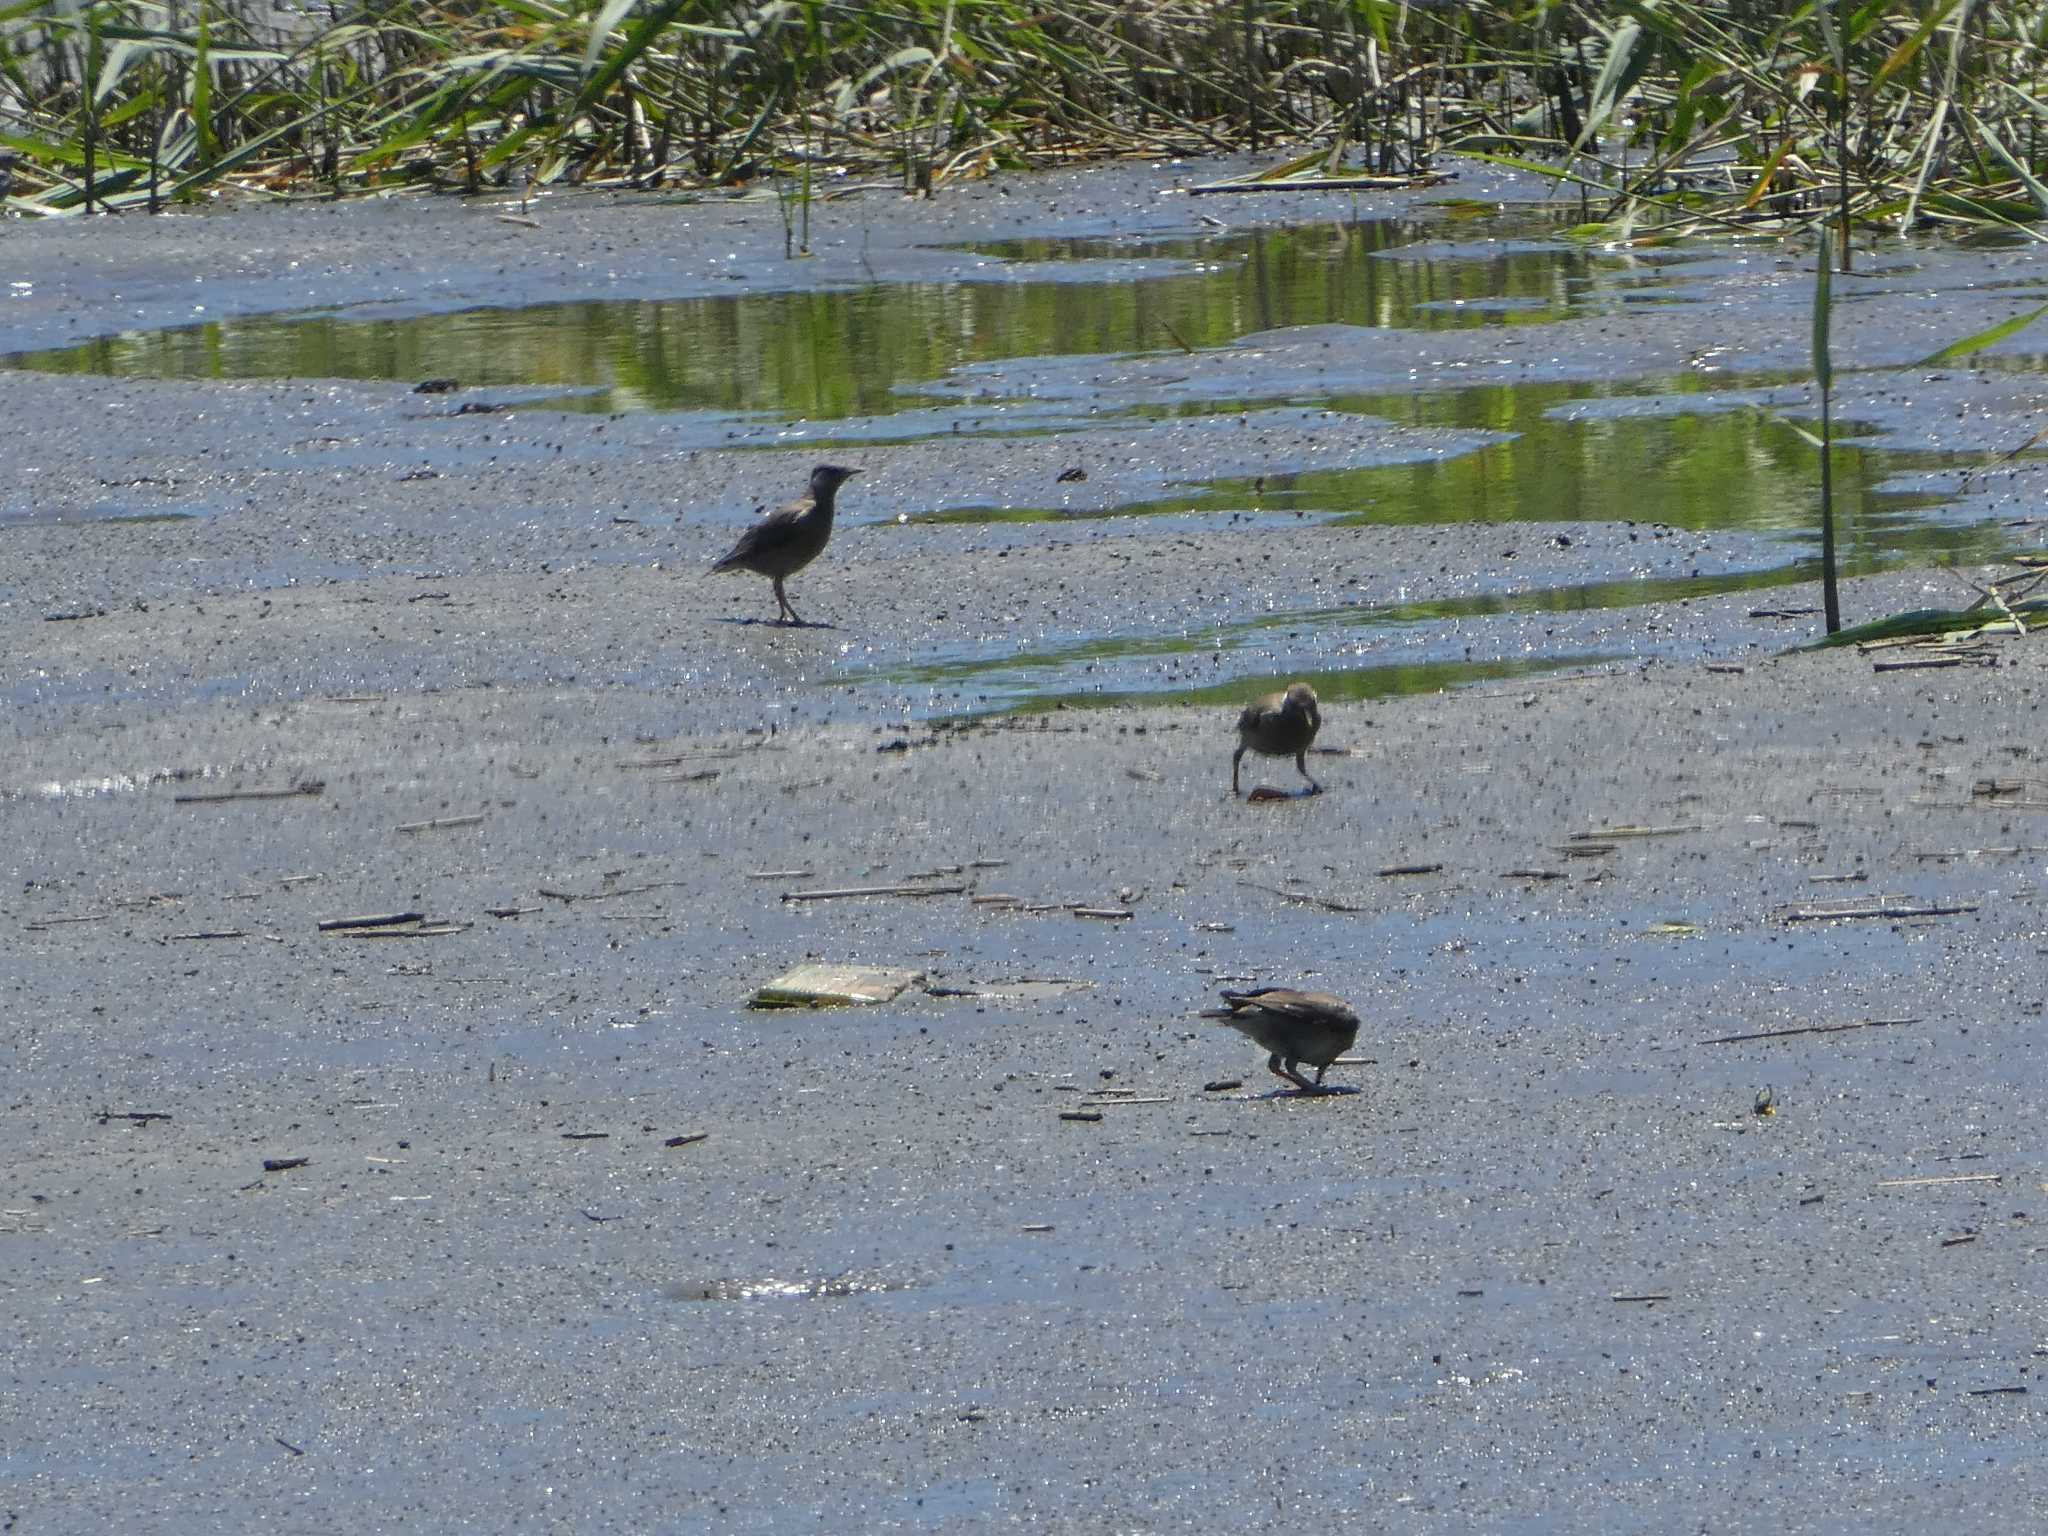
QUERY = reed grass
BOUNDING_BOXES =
[1,0,2045,239]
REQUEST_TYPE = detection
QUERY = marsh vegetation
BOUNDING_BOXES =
[2,0,2044,240]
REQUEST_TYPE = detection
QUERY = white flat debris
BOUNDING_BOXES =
[751,963,926,1008]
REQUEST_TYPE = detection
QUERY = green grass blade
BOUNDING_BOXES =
[1914,300,2048,366]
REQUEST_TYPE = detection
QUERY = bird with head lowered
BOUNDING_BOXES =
[1206,986,1360,1095]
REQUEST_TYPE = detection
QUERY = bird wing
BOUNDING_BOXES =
[711,497,811,570]
[1220,987,1355,1026]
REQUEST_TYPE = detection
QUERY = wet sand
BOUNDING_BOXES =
[5,160,2047,1531]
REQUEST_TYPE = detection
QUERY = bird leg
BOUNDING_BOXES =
[772,576,804,626]
[1231,744,1246,797]
[1295,751,1321,796]
[1267,1054,1322,1094]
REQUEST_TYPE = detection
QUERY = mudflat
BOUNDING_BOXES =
[4,158,2045,1531]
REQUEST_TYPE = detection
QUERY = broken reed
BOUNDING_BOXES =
[3,1,2048,234]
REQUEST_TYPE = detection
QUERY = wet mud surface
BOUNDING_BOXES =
[4,157,2047,1531]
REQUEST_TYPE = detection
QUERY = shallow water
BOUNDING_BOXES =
[2,207,2032,715]
[2,207,1672,414]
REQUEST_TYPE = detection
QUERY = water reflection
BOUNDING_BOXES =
[2,210,1685,419]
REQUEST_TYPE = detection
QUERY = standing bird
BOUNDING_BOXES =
[1232,681,1321,797]
[1207,987,1360,1094]
[710,464,860,625]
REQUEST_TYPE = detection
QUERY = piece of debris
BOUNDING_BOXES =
[751,963,926,1008]
[396,813,485,834]
[1783,901,1979,924]
[174,781,325,805]
[318,911,427,931]
[1702,1018,1912,1046]
[782,883,966,902]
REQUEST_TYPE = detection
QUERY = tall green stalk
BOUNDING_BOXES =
[1813,226,1841,636]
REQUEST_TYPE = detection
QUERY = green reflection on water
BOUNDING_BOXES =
[1009,653,1620,715]
[2,211,1656,418]
[860,539,2021,717]
[867,565,1825,700]
[902,379,1979,562]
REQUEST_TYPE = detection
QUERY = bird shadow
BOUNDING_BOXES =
[716,616,839,630]
[1259,1083,1362,1100]
[1243,783,1323,803]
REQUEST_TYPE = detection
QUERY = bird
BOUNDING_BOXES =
[1206,987,1360,1094]
[710,464,860,625]
[1232,681,1321,796]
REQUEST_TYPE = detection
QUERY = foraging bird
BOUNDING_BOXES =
[710,464,860,625]
[1232,681,1321,796]
[1207,987,1360,1094]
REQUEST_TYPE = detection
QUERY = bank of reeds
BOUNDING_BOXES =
[1,1,2045,233]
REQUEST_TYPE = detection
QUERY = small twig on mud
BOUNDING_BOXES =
[1570,824,1703,841]
[174,781,325,805]
[1783,901,1979,923]
[539,881,688,903]
[1239,880,1366,913]
[1701,1018,1913,1046]
[396,813,485,833]
[318,911,426,931]
[782,883,968,902]
[1873,654,1986,672]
